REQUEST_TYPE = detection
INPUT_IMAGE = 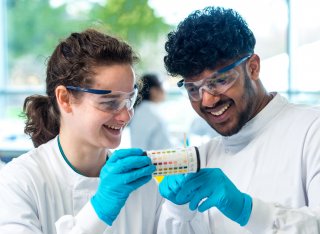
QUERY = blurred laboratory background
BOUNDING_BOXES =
[1,0,320,162]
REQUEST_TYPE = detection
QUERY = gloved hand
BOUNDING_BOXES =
[91,148,156,226]
[161,168,252,226]
[159,174,187,205]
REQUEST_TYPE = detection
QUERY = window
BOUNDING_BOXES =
[1,0,320,157]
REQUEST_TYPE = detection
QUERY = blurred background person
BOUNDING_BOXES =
[187,116,219,146]
[129,73,173,150]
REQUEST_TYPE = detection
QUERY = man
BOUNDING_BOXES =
[157,6,320,233]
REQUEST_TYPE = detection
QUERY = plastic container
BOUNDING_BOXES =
[143,146,200,176]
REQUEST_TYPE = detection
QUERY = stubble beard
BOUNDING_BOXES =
[208,71,256,137]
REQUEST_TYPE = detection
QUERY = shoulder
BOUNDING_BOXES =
[286,102,320,115]
[0,149,45,209]
[269,95,320,127]
[276,94,320,117]
[279,103,320,129]
[0,139,59,188]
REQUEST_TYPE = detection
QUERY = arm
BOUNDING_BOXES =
[157,174,211,234]
[246,116,320,233]
[159,166,320,234]
[55,148,156,233]
[159,169,252,226]
[246,198,320,233]
[158,114,320,233]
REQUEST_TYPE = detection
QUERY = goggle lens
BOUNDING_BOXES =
[177,54,252,101]
[185,69,239,101]
[66,85,138,113]
[93,89,138,113]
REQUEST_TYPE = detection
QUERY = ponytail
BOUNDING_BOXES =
[23,95,60,147]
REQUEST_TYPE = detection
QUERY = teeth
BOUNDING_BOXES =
[105,125,121,130]
[210,103,230,116]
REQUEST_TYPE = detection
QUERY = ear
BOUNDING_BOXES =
[247,54,260,81]
[55,85,73,113]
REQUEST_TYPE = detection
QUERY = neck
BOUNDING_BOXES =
[58,132,107,177]
[255,91,275,115]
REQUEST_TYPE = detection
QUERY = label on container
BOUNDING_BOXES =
[144,146,200,176]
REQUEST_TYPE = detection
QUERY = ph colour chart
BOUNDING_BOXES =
[144,146,200,176]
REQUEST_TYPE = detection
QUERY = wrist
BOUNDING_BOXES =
[90,196,114,226]
[235,193,252,226]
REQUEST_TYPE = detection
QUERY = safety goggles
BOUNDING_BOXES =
[177,54,252,101]
[66,85,138,113]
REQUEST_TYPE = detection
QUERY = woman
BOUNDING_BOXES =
[0,29,162,233]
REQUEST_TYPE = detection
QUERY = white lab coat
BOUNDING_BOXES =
[0,160,5,169]
[0,136,163,234]
[158,94,320,234]
[130,101,172,150]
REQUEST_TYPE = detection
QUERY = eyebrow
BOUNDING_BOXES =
[98,92,136,99]
[99,94,122,98]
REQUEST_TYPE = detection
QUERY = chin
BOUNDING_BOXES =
[220,125,243,136]
[101,139,121,149]
[212,122,241,137]
[109,142,121,149]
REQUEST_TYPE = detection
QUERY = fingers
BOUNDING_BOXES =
[175,168,221,208]
[121,164,156,184]
[188,183,222,211]
[108,156,152,173]
[159,175,180,198]
[197,195,219,212]
[166,174,186,193]
[108,148,144,162]
[176,175,204,203]
[159,175,190,205]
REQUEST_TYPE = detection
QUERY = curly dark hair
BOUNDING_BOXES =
[164,6,256,78]
[23,29,138,147]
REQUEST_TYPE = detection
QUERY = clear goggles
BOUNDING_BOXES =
[66,85,138,113]
[177,54,252,101]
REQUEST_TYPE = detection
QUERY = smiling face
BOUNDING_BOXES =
[66,64,136,149]
[188,55,265,136]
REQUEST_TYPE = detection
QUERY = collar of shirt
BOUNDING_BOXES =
[221,93,288,152]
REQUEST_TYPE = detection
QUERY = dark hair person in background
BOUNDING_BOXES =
[0,29,163,233]
[157,6,320,234]
[130,73,172,150]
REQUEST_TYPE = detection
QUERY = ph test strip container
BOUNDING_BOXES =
[144,146,200,176]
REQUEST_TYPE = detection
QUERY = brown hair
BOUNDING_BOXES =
[23,29,138,147]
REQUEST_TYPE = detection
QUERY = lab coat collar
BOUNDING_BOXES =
[221,93,288,152]
[50,136,100,214]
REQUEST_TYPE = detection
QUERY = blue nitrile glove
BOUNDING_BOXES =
[175,168,252,226]
[91,148,156,226]
[159,174,187,205]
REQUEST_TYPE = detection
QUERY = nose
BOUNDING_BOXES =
[114,106,133,123]
[201,89,221,107]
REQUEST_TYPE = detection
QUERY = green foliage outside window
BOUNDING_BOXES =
[89,0,171,47]
[4,0,172,118]
[7,0,83,61]
[6,0,171,64]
